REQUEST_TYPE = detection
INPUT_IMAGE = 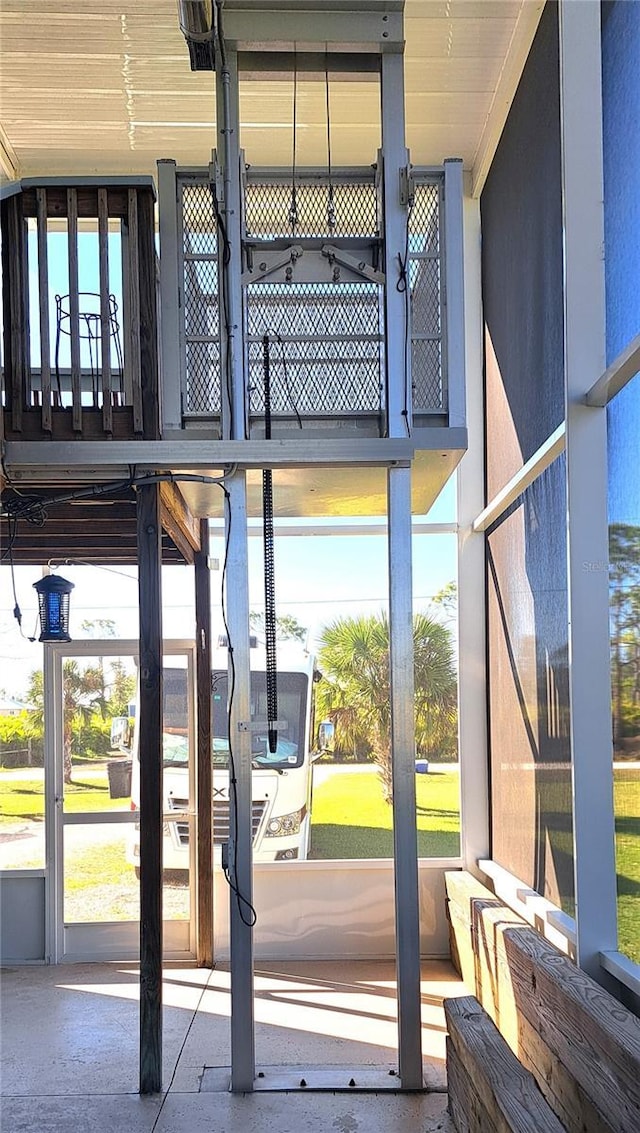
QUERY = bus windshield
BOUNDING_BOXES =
[212,670,308,770]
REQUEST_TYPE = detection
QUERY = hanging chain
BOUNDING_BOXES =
[289,49,298,234]
[325,50,336,232]
[262,334,278,754]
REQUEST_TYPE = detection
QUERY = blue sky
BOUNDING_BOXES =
[1,480,457,698]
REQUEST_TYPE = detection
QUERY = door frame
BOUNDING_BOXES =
[44,638,197,963]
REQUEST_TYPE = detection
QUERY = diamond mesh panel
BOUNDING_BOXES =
[409,182,440,254]
[409,181,445,412]
[245,180,378,239]
[412,340,443,412]
[180,180,221,415]
[246,282,382,415]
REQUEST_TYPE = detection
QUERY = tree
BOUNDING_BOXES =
[25,660,105,784]
[317,611,458,800]
[249,612,307,642]
[609,524,640,748]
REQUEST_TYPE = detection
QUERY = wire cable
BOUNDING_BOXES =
[220,484,258,928]
[395,199,414,438]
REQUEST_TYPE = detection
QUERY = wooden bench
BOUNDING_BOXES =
[444,871,640,1133]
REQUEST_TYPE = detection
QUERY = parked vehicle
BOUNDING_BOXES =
[126,640,321,870]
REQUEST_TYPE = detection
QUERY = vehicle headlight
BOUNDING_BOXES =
[264,807,305,837]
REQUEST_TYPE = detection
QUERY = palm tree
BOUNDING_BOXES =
[26,660,104,784]
[317,611,457,801]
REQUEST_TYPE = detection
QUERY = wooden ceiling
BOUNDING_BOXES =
[1,482,201,565]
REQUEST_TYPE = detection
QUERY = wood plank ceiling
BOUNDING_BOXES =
[0,1,543,185]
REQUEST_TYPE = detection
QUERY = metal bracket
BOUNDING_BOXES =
[321,243,385,285]
[241,245,304,285]
[238,719,289,732]
[209,149,224,207]
[399,164,415,208]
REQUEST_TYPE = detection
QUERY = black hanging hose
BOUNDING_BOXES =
[262,334,278,753]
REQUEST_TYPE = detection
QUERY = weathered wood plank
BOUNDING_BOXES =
[195,517,214,968]
[21,186,131,219]
[4,195,26,432]
[97,188,113,434]
[127,189,143,434]
[445,870,503,992]
[503,927,640,1133]
[66,188,82,432]
[159,481,201,564]
[36,188,52,431]
[445,997,565,1133]
[137,187,160,439]
[137,483,163,1095]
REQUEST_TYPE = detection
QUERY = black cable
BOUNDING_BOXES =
[220,484,258,928]
[395,199,414,438]
[276,332,302,428]
[262,335,278,754]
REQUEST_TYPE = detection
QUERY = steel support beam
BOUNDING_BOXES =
[387,463,423,1089]
[216,45,245,441]
[195,518,214,968]
[443,159,466,429]
[558,0,618,986]
[157,160,182,432]
[380,52,410,438]
[225,471,255,1091]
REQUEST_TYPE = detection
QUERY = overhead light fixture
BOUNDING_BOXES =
[33,574,74,642]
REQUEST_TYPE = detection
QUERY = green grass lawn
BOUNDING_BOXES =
[614,767,640,964]
[309,767,461,859]
[0,771,128,823]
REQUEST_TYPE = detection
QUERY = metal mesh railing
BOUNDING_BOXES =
[246,282,382,416]
[244,178,379,239]
[409,180,446,413]
[180,180,221,415]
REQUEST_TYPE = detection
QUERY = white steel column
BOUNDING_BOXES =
[387,464,423,1089]
[225,471,255,1091]
[457,195,489,871]
[558,0,618,983]
[443,159,466,429]
[216,44,245,441]
[380,52,410,438]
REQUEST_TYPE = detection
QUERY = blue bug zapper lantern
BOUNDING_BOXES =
[33,574,74,642]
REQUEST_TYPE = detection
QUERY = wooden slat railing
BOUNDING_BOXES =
[1,178,159,442]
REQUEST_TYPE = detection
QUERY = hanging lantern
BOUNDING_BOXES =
[33,574,74,642]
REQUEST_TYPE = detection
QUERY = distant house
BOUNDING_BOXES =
[0,697,28,717]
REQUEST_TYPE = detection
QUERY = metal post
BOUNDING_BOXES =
[215,43,245,441]
[195,517,214,968]
[387,463,423,1089]
[443,159,466,429]
[558,0,618,984]
[380,51,411,439]
[157,159,182,433]
[225,470,255,1091]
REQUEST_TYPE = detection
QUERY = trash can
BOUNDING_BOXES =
[107,758,132,799]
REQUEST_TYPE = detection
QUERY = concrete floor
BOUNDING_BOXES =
[0,960,464,1132]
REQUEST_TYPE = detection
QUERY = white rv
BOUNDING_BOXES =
[127,640,320,869]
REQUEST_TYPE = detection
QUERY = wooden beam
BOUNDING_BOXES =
[195,518,214,968]
[137,483,163,1095]
[445,997,565,1133]
[159,481,201,565]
